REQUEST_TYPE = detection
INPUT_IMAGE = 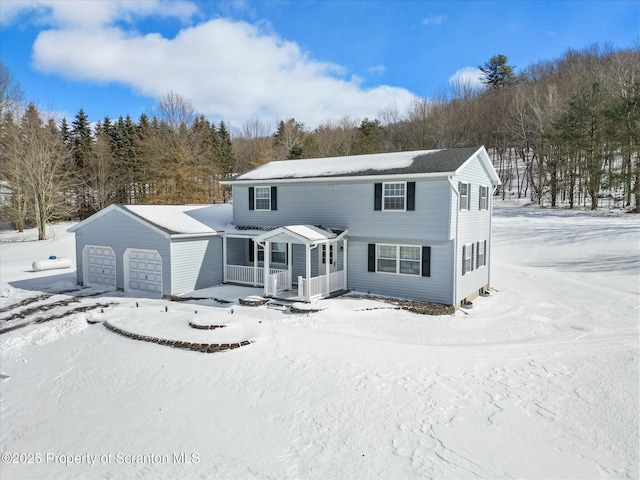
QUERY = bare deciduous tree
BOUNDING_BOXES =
[0,60,24,119]
[6,105,74,239]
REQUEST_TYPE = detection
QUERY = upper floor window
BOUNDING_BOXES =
[374,182,415,211]
[255,186,271,210]
[384,182,406,210]
[459,182,470,210]
[249,186,277,211]
[479,186,489,210]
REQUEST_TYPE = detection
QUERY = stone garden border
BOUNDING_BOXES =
[103,320,251,353]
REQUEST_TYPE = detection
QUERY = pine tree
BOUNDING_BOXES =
[479,54,516,89]
[273,118,306,159]
[355,118,385,154]
[70,109,94,217]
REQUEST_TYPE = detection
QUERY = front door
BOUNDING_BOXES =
[318,243,338,274]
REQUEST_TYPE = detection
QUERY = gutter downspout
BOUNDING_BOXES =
[488,186,498,293]
[448,176,460,306]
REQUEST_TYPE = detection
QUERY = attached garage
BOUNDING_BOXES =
[68,204,231,297]
[125,248,162,295]
[83,245,116,289]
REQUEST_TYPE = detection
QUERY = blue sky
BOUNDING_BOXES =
[1,0,638,131]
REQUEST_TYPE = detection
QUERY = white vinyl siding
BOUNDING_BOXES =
[383,182,406,211]
[255,186,271,210]
[377,244,421,275]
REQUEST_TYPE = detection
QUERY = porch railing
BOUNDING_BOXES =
[266,270,290,296]
[225,265,287,286]
[298,270,345,300]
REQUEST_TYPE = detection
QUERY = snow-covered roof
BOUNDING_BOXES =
[123,204,233,235]
[254,225,345,245]
[68,204,233,236]
[225,147,487,183]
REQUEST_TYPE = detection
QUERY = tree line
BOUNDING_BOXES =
[1,44,638,239]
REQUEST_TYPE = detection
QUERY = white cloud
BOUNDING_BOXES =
[422,15,447,26]
[29,11,417,128]
[448,66,485,90]
[367,64,386,75]
[1,0,198,28]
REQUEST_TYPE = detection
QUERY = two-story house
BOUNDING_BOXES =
[69,146,500,306]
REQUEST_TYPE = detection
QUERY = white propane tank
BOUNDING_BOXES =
[32,256,72,272]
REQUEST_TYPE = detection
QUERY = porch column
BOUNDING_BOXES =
[223,235,228,282]
[287,243,293,290]
[263,241,270,296]
[305,244,311,301]
[325,242,331,295]
[343,238,348,289]
[253,239,258,286]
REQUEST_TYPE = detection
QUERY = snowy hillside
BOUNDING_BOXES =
[0,202,638,479]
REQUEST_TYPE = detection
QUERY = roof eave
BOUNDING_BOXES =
[221,171,452,185]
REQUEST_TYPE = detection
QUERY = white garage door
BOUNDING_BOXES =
[125,249,163,296]
[83,245,116,288]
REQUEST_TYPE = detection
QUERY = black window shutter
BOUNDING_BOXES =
[271,186,277,210]
[249,239,254,262]
[374,183,382,211]
[479,188,482,210]
[471,243,475,270]
[407,182,416,211]
[368,244,376,272]
[468,184,472,211]
[483,240,487,266]
[476,242,480,269]
[249,187,255,210]
[421,246,431,277]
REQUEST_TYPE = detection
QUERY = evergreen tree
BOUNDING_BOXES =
[70,109,92,169]
[479,54,516,89]
[355,118,385,154]
[273,118,306,159]
[59,117,72,150]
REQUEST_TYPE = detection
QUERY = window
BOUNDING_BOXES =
[374,182,415,211]
[369,244,430,277]
[383,182,406,210]
[479,186,489,210]
[399,246,421,275]
[249,241,287,264]
[377,245,398,273]
[376,244,421,275]
[249,240,264,262]
[476,240,486,268]
[249,186,277,211]
[271,243,287,264]
[321,244,334,264]
[255,186,271,210]
[459,182,470,210]
[462,243,473,275]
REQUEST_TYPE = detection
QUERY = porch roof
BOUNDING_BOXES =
[253,225,347,246]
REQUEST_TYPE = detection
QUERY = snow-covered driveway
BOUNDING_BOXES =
[1,203,638,479]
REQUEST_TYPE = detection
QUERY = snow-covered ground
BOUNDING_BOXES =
[1,202,638,479]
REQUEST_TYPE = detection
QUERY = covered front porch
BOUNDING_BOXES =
[223,225,348,302]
